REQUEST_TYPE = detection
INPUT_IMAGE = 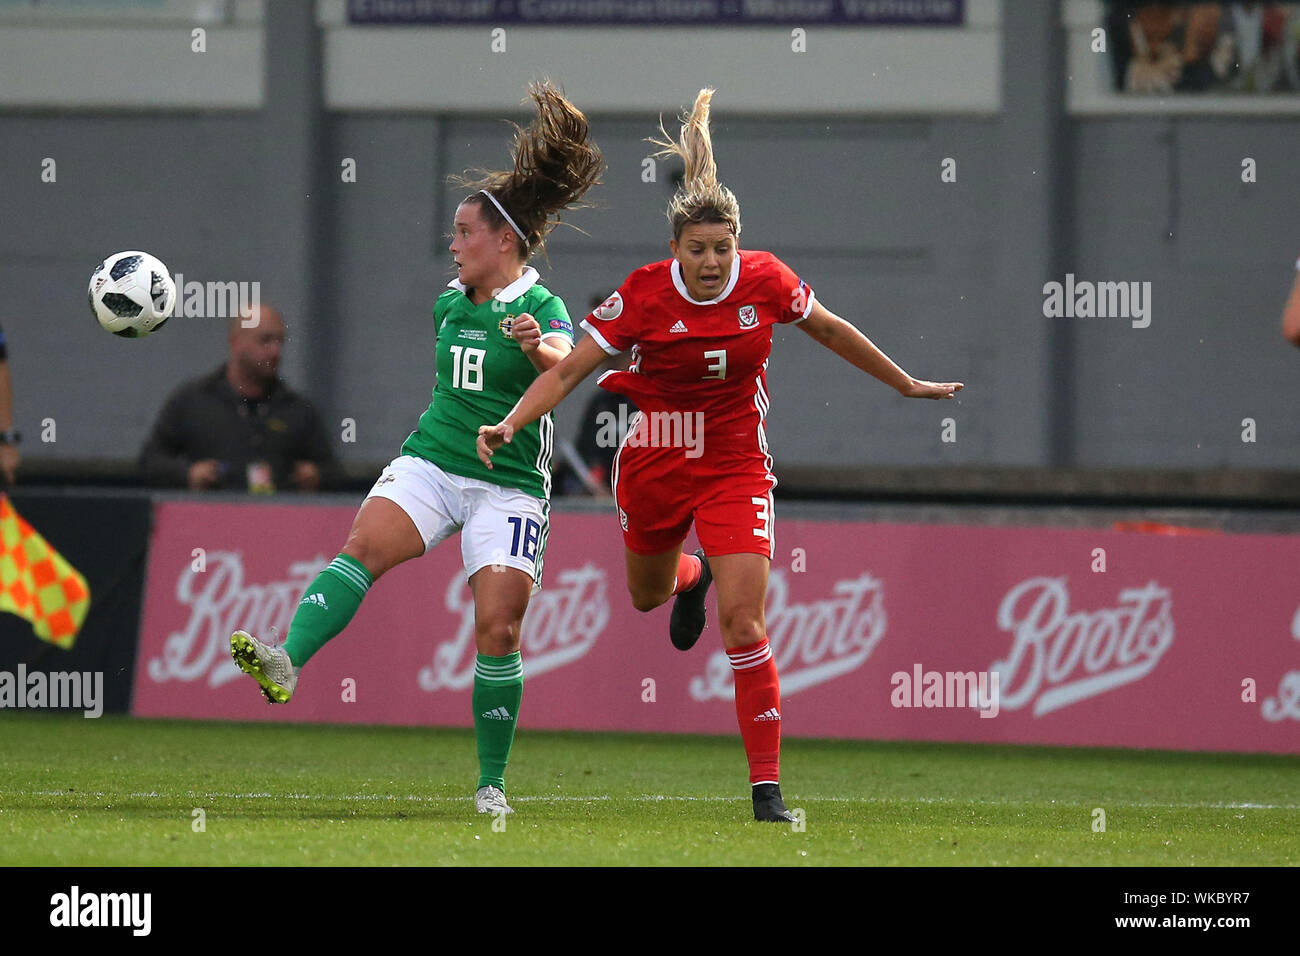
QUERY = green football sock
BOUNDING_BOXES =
[282,554,372,668]
[473,651,524,792]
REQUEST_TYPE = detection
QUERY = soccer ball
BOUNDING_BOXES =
[88,251,176,338]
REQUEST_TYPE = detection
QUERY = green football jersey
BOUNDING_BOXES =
[401,268,573,499]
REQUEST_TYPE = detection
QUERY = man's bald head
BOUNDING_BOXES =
[230,305,284,340]
[228,305,285,389]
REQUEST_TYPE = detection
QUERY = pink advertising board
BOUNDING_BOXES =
[132,501,1300,753]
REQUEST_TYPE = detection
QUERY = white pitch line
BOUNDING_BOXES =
[13,790,1300,810]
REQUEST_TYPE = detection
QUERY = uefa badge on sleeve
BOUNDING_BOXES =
[594,291,623,320]
[499,314,515,337]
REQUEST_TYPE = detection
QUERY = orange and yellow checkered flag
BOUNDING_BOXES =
[0,494,90,649]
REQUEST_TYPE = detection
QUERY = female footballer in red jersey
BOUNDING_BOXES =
[479,89,963,822]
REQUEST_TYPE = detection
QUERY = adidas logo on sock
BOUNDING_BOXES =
[481,706,513,721]
[753,708,781,721]
[300,592,328,609]
[669,320,688,333]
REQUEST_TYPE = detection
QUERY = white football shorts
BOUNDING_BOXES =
[366,455,548,590]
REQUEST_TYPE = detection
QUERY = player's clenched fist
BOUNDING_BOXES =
[510,313,542,352]
[476,422,514,467]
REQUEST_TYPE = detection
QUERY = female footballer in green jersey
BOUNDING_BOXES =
[230,82,603,816]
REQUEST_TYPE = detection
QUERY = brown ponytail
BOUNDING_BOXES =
[452,80,604,258]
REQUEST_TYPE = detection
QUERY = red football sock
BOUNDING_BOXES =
[728,638,781,784]
[670,552,702,595]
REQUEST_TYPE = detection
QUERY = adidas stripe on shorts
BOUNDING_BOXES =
[366,455,548,591]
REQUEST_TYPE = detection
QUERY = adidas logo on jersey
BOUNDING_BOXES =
[753,708,782,722]
[669,320,688,333]
[481,706,513,721]
[300,592,328,610]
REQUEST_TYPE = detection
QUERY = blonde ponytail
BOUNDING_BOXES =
[649,88,741,239]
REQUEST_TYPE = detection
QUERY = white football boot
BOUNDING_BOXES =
[230,629,299,703]
[475,785,514,815]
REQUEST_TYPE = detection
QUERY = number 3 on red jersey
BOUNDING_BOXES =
[703,349,727,381]
[752,495,771,541]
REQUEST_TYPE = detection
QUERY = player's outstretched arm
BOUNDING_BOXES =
[798,300,964,400]
[477,333,610,467]
[1282,267,1300,348]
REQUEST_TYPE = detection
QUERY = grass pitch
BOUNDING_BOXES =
[0,712,1295,866]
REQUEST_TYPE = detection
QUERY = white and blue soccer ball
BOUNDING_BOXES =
[88,250,176,338]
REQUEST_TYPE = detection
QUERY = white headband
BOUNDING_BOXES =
[479,190,528,243]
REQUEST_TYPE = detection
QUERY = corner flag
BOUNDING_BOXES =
[0,494,90,648]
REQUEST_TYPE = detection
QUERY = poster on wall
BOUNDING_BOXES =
[133,501,1300,755]
[346,0,966,26]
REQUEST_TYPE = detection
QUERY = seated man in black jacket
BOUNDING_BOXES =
[139,305,337,492]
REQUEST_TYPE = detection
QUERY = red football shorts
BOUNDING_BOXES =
[611,442,775,558]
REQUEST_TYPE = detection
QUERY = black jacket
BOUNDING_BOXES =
[139,365,338,491]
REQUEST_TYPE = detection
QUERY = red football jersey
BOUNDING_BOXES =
[580,251,814,465]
